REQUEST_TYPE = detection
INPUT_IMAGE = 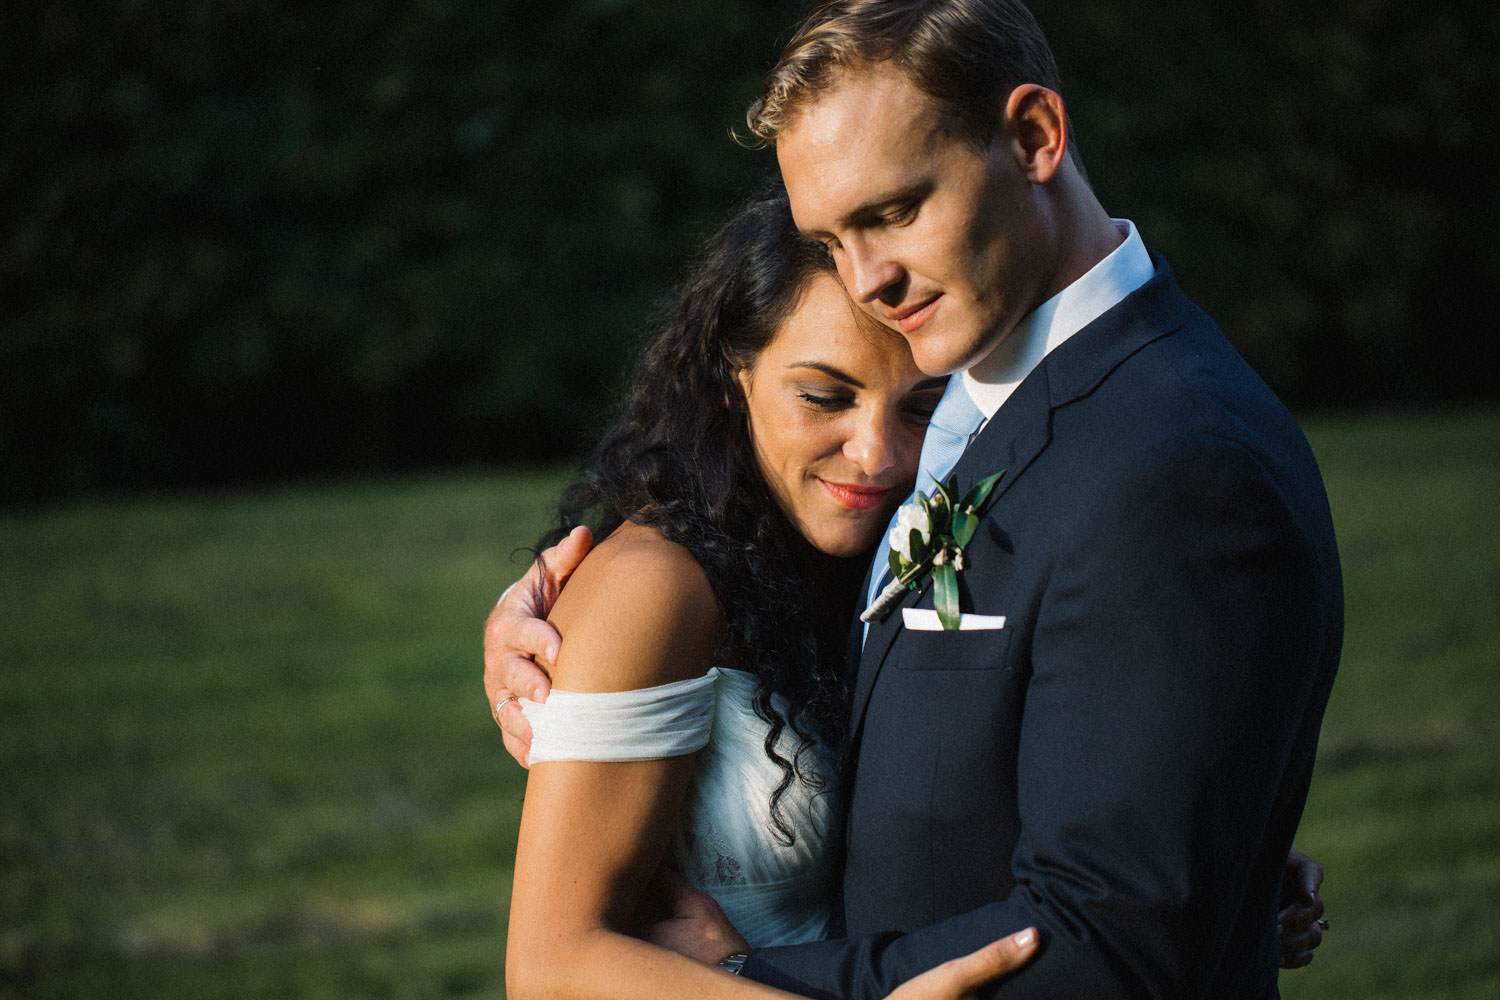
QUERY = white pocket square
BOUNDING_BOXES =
[901,608,1007,631]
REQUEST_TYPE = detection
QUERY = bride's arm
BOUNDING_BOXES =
[504,525,797,1000]
[504,523,1037,1000]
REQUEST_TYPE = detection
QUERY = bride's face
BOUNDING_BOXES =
[737,273,945,559]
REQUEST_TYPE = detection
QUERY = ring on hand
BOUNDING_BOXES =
[496,694,520,715]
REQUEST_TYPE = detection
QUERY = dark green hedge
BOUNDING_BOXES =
[3,1,1495,503]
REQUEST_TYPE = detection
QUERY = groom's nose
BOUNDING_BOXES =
[842,240,906,307]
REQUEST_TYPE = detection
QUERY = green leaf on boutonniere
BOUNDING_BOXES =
[952,510,978,549]
[933,560,960,631]
[859,467,1006,627]
[960,470,1005,513]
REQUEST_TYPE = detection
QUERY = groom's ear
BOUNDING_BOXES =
[1000,84,1068,185]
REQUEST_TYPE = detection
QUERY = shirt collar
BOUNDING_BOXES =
[962,219,1153,419]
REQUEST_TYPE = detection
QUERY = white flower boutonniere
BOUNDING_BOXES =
[860,470,1005,630]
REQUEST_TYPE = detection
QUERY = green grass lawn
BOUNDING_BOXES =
[3,410,1497,998]
[1280,410,1500,1000]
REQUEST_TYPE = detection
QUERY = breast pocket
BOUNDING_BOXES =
[889,623,1013,671]
[900,608,1007,632]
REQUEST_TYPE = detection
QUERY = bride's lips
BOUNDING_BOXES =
[888,294,941,335]
[820,480,894,510]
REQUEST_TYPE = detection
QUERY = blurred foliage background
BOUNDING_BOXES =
[3,0,1497,506]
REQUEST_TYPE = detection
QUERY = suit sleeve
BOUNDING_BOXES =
[741,433,1334,998]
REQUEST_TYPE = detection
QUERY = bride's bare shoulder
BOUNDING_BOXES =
[545,521,723,693]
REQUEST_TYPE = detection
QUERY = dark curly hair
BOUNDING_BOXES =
[540,180,865,842]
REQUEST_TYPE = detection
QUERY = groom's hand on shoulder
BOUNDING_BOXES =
[483,525,594,766]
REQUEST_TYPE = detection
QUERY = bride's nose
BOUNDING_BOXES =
[843,405,897,479]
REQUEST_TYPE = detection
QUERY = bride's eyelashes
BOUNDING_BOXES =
[903,403,938,426]
[797,389,852,410]
[902,391,944,426]
[794,388,939,428]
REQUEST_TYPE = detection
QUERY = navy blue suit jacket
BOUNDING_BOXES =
[743,259,1342,998]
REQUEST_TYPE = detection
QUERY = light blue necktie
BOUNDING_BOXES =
[863,379,987,622]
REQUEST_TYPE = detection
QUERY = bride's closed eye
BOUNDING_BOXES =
[902,391,944,427]
[902,404,937,427]
[798,389,852,410]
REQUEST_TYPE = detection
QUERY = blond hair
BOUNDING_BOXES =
[746,0,1068,154]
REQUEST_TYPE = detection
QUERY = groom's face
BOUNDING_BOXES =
[777,62,1052,378]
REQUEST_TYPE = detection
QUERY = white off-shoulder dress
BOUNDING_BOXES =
[520,667,838,947]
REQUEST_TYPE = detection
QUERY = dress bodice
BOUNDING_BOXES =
[521,668,838,948]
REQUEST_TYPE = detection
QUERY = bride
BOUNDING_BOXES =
[499,186,1325,999]
[504,184,1036,999]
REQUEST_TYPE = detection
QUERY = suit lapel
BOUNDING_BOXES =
[846,364,1054,743]
[846,257,1193,748]
[949,365,1053,503]
[848,571,929,749]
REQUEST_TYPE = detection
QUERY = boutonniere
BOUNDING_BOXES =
[860,470,1005,630]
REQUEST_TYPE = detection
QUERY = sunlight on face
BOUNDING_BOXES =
[776,62,1051,377]
[737,273,946,559]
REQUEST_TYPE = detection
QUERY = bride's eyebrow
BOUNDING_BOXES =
[789,361,862,387]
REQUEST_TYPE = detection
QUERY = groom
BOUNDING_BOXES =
[488,1,1341,996]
